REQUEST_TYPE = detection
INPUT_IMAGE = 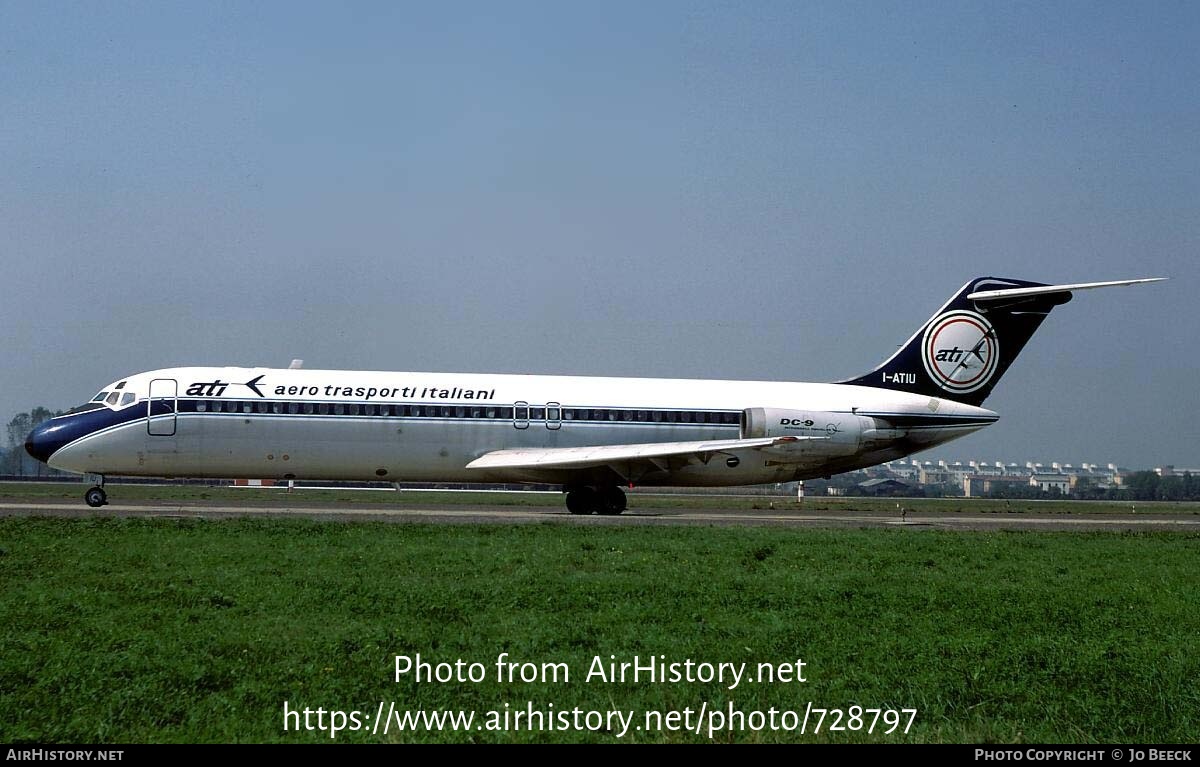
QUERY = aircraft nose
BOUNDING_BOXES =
[25,421,57,464]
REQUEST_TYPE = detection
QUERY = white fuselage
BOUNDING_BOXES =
[40,366,998,487]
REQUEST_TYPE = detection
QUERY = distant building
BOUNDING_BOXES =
[963,475,1029,497]
[919,465,956,486]
[1111,467,1135,487]
[881,460,923,481]
[1029,474,1070,494]
[1156,466,1200,477]
[968,461,1003,477]
[873,455,1182,494]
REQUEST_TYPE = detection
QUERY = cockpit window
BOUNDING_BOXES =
[92,392,108,402]
[105,392,120,406]
[114,381,126,390]
[120,393,136,406]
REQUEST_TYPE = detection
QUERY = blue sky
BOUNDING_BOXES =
[2,1,1196,467]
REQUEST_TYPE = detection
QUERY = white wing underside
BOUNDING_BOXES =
[466,435,824,476]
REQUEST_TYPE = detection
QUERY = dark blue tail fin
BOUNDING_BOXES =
[841,277,1072,407]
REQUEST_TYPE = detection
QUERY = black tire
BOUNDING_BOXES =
[84,487,107,508]
[565,488,595,515]
[597,486,626,515]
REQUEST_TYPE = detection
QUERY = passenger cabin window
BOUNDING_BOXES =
[125,400,749,425]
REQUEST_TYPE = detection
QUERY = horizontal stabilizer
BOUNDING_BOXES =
[966,277,1166,302]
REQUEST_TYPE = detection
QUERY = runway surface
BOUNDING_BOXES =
[2,498,1198,532]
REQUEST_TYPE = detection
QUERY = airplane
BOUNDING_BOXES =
[25,276,1165,513]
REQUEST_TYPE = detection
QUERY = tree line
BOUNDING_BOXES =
[3,407,65,476]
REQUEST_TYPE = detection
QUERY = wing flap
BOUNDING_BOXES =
[466,435,823,473]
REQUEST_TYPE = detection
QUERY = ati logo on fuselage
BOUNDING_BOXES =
[921,310,1000,394]
[186,375,265,398]
[187,380,231,396]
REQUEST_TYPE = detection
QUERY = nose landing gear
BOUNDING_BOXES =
[84,477,107,507]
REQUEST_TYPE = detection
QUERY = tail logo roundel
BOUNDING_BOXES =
[921,310,999,394]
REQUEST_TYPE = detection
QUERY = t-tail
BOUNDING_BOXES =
[841,276,1166,407]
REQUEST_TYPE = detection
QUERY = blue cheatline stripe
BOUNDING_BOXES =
[37,397,995,460]
[36,400,742,458]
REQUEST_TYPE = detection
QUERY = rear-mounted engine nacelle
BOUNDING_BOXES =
[740,407,905,455]
[740,407,861,455]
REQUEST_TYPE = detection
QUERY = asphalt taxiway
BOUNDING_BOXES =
[1,499,1198,532]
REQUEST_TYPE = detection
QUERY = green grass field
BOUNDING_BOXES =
[1,515,1197,743]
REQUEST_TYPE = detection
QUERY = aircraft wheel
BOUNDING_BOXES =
[85,486,107,508]
[565,488,595,515]
[597,486,626,515]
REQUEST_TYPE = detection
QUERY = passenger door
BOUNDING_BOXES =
[147,378,177,436]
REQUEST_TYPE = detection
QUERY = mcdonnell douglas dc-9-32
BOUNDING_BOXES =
[25,276,1164,513]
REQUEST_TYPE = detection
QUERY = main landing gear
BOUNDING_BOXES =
[84,476,108,508]
[565,486,627,515]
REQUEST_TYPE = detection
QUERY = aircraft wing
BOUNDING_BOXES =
[465,435,824,482]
